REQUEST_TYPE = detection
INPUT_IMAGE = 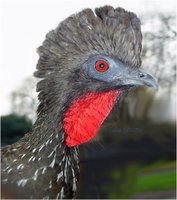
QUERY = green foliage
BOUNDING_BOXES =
[140,160,176,173]
[103,164,140,199]
[115,165,140,198]
[102,160,176,199]
[133,171,176,193]
[1,114,32,146]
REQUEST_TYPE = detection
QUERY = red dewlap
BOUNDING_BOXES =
[63,90,121,147]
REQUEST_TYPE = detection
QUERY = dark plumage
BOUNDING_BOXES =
[1,5,158,199]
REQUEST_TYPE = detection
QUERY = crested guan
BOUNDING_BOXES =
[1,5,158,199]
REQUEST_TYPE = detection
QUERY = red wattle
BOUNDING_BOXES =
[63,90,121,147]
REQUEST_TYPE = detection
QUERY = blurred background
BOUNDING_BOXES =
[1,0,176,199]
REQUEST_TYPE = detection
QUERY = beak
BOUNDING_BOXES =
[113,63,159,90]
[119,68,159,90]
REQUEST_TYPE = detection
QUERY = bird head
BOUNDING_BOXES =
[34,6,158,147]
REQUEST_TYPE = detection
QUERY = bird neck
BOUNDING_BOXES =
[31,109,64,151]
[22,109,78,166]
[3,108,80,198]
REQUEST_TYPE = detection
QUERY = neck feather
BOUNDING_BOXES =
[2,109,79,199]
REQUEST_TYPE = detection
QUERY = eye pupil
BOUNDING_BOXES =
[95,60,109,72]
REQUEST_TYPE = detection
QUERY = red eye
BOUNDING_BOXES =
[95,60,109,72]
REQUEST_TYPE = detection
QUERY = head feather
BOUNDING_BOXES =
[34,5,142,80]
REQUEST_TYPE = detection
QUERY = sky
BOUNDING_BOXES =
[0,0,176,115]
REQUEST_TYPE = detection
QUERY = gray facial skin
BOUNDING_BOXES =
[83,54,158,90]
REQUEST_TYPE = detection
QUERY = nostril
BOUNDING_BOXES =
[139,73,146,78]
